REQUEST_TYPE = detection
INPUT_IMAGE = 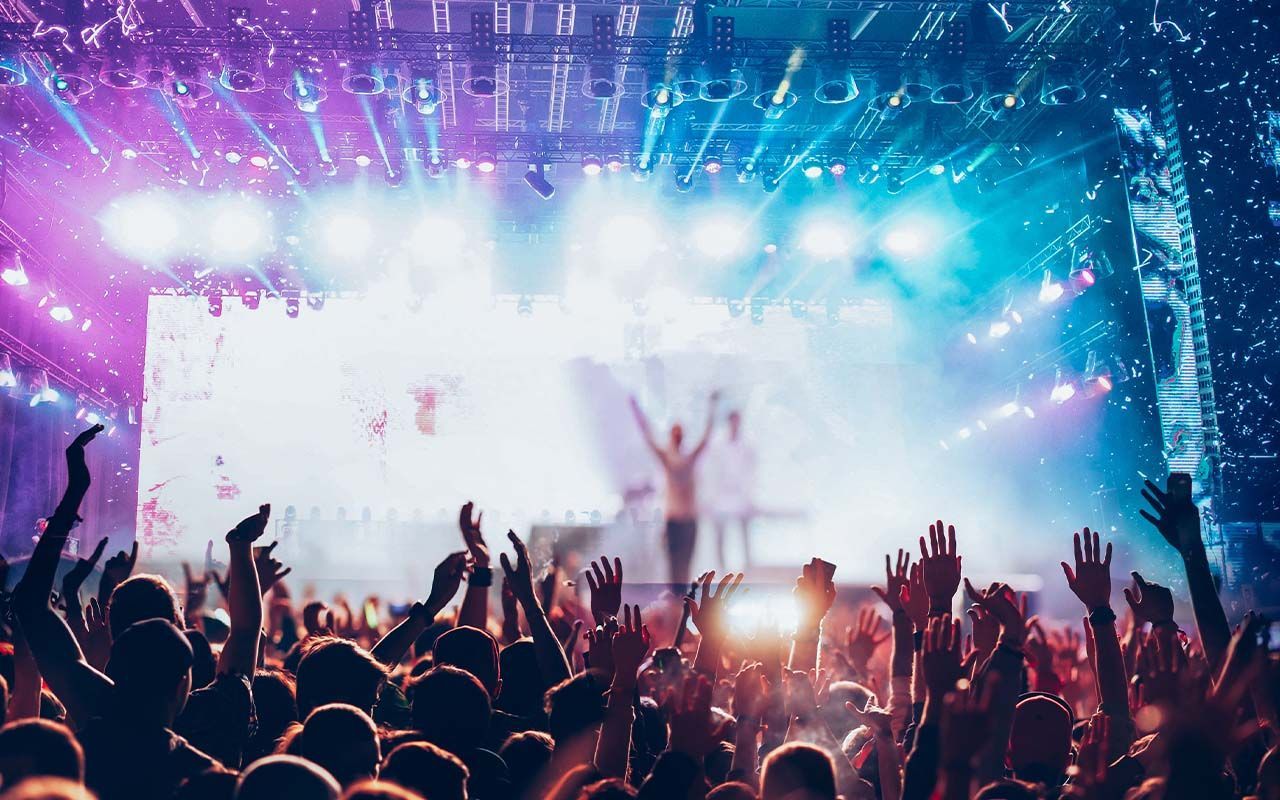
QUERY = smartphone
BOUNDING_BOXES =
[363,600,379,629]
[388,603,411,617]
[816,558,837,584]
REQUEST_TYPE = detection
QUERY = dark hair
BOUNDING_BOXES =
[235,755,341,800]
[433,626,500,698]
[761,743,836,800]
[298,704,381,788]
[707,782,758,800]
[501,730,554,796]
[295,637,389,717]
[380,741,469,800]
[0,776,95,800]
[106,574,181,638]
[544,670,607,746]
[339,780,424,800]
[409,665,491,754]
[247,669,300,762]
[175,768,238,800]
[185,629,217,690]
[579,778,638,800]
[496,640,543,718]
[0,718,85,783]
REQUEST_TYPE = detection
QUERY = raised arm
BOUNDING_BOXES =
[789,558,835,674]
[502,529,572,686]
[688,570,745,678]
[1140,474,1231,671]
[456,502,492,630]
[628,395,664,459]
[12,425,113,724]
[218,505,270,677]
[371,551,466,666]
[872,549,916,738]
[595,605,650,779]
[686,391,721,462]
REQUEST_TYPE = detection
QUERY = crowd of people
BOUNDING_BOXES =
[0,424,1274,800]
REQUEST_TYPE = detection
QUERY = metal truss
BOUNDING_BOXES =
[506,0,1105,11]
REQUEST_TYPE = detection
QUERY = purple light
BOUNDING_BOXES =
[476,153,497,173]
[1,266,28,286]
[101,193,182,260]
[49,305,73,323]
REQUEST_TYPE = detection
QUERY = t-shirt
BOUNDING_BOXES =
[79,716,221,800]
[174,673,257,768]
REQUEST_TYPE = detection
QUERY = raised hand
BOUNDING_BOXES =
[845,698,893,738]
[793,558,836,629]
[585,617,619,676]
[666,675,720,759]
[58,423,104,517]
[902,562,930,631]
[871,549,910,613]
[686,570,745,644]
[83,597,111,669]
[98,541,139,605]
[919,519,962,614]
[1073,713,1110,790]
[845,606,890,676]
[964,579,1027,645]
[1140,473,1202,558]
[254,541,292,594]
[425,551,468,614]
[966,604,999,659]
[458,502,490,567]
[500,530,538,607]
[1061,528,1113,610]
[611,604,651,684]
[939,680,994,769]
[227,504,271,544]
[1124,571,1175,626]
[733,662,769,719]
[585,556,624,625]
[921,614,966,697]
[62,537,107,604]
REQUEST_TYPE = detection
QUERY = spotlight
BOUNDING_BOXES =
[99,51,147,89]
[997,401,1021,418]
[248,152,271,169]
[582,155,603,176]
[1040,61,1086,105]
[49,305,72,323]
[476,152,497,173]
[426,157,445,179]
[1051,369,1076,403]
[403,64,445,114]
[752,74,799,119]
[736,157,757,183]
[982,68,1022,115]
[701,16,748,101]
[453,153,473,170]
[761,171,782,193]
[1070,247,1110,287]
[802,159,824,179]
[829,157,847,177]
[385,168,404,187]
[870,68,910,116]
[243,292,261,310]
[814,65,858,105]
[0,354,16,389]
[208,293,223,317]
[631,154,655,181]
[287,71,328,113]
[1039,270,1065,303]
[342,60,386,95]
[220,53,266,93]
[462,63,507,97]
[584,62,623,99]
[640,83,684,118]
[46,63,94,103]
[524,163,556,199]
[1,248,28,286]
[674,172,694,193]
[605,154,625,173]
[284,292,300,319]
[701,68,748,102]
[167,57,213,107]
[885,175,904,195]
[988,320,1012,338]
[583,14,622,98]
[931,20,972,104]
[100,192,183,260]
[703,155,723,175]
[1084,351,1113,395]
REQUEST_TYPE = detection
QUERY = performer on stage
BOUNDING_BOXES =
[705,409,757,569]
[628,391,719,588]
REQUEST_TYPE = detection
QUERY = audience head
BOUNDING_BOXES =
[0,719,84,785]
[235,755,340,800]
[174,768,238,800]
[545,670,607,747]
[433,626,501,698]
[297,704,381,788]
[578,779,637,800]
[761,743,836,800]
[104,619,193,722]
[708,783,757,800]
[409,665,491,755]
[295,637,389,718]
[496,640,543,716]
[500,731,553,796]
[1008,693,1074,783]
[0,777,95,800]
[248,669,299,760]
[339,781,423,800]
[106,574,181,637]
[379,742,468,800]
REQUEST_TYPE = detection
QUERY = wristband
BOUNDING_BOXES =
[1088,606,1117,626]
[912,630,924,652]
[470,566,493,587]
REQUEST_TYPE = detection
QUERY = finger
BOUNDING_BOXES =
[264,540,279,556]
[1061,562,1076,585]
[128,541,139,565]
[623,604,632,629]
[929,523,939,556]
[1082,529,1093,562]
[614,558,623,584]
[964,577,982,604]
[88,537,108,565]
[500,552,515,578]
[601,557,614,582]
[276,567,292,581]
[585,572,599,593]
[1143,479,1168,503]
[1103,541,1113,566]
[634,605,643,628]
[1073,532,1083,567]
[1131,571,1148,590]
[947,524,956,556]
[871,586,889,604]
[884,554,892,583]
[1138,508,1160,529]
[591,561,605,588]
[1124,587,1139,613]
[919,535,929,561]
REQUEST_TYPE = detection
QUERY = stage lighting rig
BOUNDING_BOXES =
[631,154,655,181]
[675,171,694,193]
[1040,60,1086,105]
[900,66,932,104]
[476,152,497,173]
[0,47,26,86]
[208,293,223,317]
[463,11,508,97]
[46,60,95,104]
[284,292,301,319]
[167,56,213,107]
[931,19,972,104]
[736,156,757,183]
[869,68,910,117]
[403,64,445,115]
[982,68,1023,115]
[829,157,847,177]
[288,67,327,113]
[99,49,147,89]
[582,154,603,176]
[584,15,623,99]
[703,155,723,174]
[814,19,857,105]
[524,163,555,199]
[220,7,267,93]
[342,9,386,95]
[761,170,782,193]
[700,17,747,102]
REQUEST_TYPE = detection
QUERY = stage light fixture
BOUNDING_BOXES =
[323,159,340,177]
[988,320,1011,338]
[524,163,556,200]
[761,171,782,193]
[815,19,857,104]
[581,155,603,176]
[307,294,326,312]
[1039,270,1065,303]
[605,154,625,173]
[208,293,223,317]
[426,157,445,179]
[885,175,904,195]
[931,20,972,104]
[476,152,497,173]
[829,157,847,177]
[727,299,745,317]
[167,57,213,107]
[641,83,684,118]
[736,157,757,183]
[220,54,266,93]
[287,70,327,113]
[703,155,723,174]
[0,354,17,389]
[700,16,748,101]
[46,62,95,103]
[869,68,910,117]
[284,292,301,319]
[453,153,473,170]
[583,15,623,99]
[248,152,271,169]
[342,60,386,95]
[802,159,824,179]
[1,248,27,286]
[1051,369,1076,403]
[631,154,655,181]
[243,292,261,311]
[674,172,695,193]
[749,300,765,326]
[752,81,798,120]
[0,48,27,86]
[99,51,147,89]
[403,64,445,114]
[900,66,933,104]
[464,11,508,97]
[385,168,404,187]
[48,305,72,323]
[1040,61,1086,105]
[516,295,534,316]
[982,68,1023,115]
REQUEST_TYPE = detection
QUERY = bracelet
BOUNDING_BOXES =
[470,566,493,587]
[1089,606,1117,626]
